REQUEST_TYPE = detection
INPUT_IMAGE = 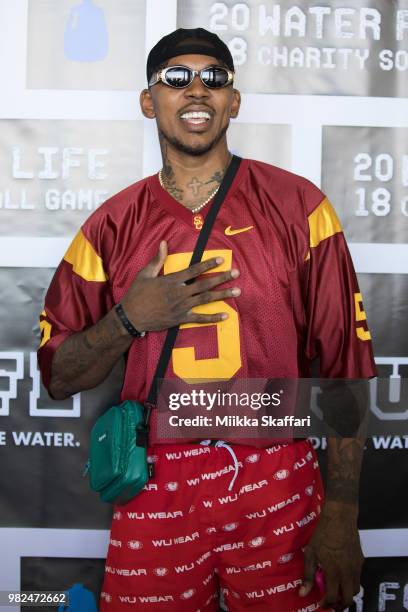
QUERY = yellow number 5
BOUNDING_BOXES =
[354,293,372,341]
[164,250,242,381]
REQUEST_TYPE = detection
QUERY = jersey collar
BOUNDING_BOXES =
[148,158,248,229]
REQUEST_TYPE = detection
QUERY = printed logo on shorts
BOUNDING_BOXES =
[113,511,122,520]
[232,590,241,599]
[180,588,196,600]
[143,483,158,491]
[165,481,179,491]
[189,505,195,513]
[305,485,314,496]
[154,567,169,576]
[266,443,288,454]
[101,592,112,603]
[248,536,265,548]
[110,539,121,547]
[245,453,260,463]
[205,593,219,606]
[274,469,290,480]
[147,454,158,463]
[127,540,143,550]
[278,552,294,564]
[223,522,239,531]
[206,526,217,534]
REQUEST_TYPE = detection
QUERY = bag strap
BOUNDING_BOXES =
[143,154,242,424]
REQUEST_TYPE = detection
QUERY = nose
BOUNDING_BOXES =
[185,72,209,98]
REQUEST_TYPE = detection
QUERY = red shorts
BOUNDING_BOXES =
[100,439,328,611]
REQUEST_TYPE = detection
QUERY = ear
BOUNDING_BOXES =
[230,88,241,119]
[140,88,156,119]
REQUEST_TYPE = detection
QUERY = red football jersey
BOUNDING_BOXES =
[38,158,376,445]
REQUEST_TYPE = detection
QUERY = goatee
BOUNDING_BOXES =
[159,123,229,156]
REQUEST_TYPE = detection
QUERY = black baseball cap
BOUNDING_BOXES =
[146,28,234,84]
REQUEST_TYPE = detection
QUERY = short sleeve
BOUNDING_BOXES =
[37,227,113,392]
[304,195,377,379]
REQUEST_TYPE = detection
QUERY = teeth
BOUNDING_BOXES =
[181,111,211,120]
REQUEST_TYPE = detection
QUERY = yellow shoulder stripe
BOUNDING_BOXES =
[64,229,108,282]
[308,197,342,249]
[39,317,52,348]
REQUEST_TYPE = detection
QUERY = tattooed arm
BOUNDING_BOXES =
[325,437,365,506]
[49,307,132,400]
[299,435,366,611]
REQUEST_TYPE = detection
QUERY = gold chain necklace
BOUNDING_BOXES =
[158,170,220,214]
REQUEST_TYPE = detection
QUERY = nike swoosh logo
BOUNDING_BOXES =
[225,225,254,236]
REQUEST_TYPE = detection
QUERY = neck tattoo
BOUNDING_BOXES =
[159,169,220,214]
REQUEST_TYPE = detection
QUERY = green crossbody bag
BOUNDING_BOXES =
[83,155,242,505]
[84,400,151,504]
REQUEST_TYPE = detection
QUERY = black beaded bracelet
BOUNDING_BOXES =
[114,303,145,338]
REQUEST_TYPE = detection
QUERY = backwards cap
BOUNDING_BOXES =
[146,27,234,84]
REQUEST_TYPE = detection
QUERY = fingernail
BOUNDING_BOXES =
[221,313,228,320]
[231,268,239,278]
[231,287,241,296]
[216,257,224,264]
[299,587,307,597]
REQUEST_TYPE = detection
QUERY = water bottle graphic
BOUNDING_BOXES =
[58,583,97,612]
[64,0,109,62]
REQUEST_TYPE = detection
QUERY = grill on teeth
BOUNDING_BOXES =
[181,112,210,119]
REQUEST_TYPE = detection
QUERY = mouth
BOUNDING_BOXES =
[179,110,212,128]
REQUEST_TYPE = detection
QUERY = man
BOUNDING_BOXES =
[38,28,376,611]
